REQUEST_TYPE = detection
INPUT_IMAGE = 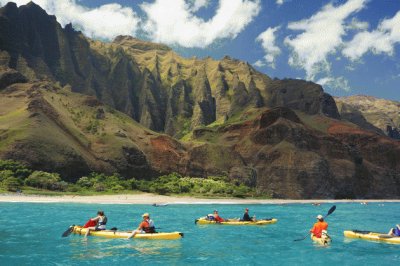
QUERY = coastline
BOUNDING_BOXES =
[0,193,399,204]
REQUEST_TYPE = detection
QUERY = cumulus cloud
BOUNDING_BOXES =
[0,0,140,40]
[316,76,351,91]
[255,26,281,68]
[276,0,286,5]
[141,0,261,48]
[343,11,400,60]
[253,60,266,67]
[284,0,367,80]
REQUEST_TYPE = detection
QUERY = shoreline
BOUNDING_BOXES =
[1,193,400,204]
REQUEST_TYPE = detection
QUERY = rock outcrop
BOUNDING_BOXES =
[335,95,400,139]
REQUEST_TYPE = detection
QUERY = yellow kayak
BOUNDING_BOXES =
[71,226,183,240]
[195,218,278,225]
[344,230,400,244]
[311,234,331,246]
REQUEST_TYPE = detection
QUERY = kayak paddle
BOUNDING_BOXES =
[294,205,336,242]
[61,225,74,237]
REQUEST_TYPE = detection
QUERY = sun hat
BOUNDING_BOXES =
[142,213,150,217]
[316,214,323,219]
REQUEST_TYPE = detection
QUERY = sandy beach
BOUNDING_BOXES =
[0,193,399,204]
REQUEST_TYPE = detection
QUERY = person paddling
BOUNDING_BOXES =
[310,214,328,238]
[127,213,156,239]
[85,210,107,237]
[242,208,253,221]
[213,210,225,223]
[388,224,400,237]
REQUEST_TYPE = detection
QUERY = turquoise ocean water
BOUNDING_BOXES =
[0,202,399,265]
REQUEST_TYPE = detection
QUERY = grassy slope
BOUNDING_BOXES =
[0,81,163,178]
[0,84,32,152]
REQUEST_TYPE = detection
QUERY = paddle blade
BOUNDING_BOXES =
[326,205,336,217]
[62,226,74,237]
[294,235,308,242]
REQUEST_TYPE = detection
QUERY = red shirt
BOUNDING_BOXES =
[214,215,224,223]
[311,221,328,238]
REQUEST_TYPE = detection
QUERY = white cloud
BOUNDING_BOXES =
[0,0,140,40]
[256,26,281,68]
[276,0,285,5]
[284,0,367,80]
[141,0,261,48]
[253,60,266,67]
[316,76,351,91]
[189,0,209,12]
[343,11,400,61]
[346,17,369,31]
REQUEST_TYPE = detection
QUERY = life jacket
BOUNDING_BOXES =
[214,215,224,222]
[96,216,107,230]
[98,216,107,225]
[141,219,156,233]
[311,221,328,238]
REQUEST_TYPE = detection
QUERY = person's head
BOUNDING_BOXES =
[142,213,150,220]
[213,210,218,215]
[245,208,249,213]
[97,210,104,216]
[316,214,323,221]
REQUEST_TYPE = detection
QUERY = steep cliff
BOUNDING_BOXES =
[0,2,399,199]
[335,95,400,139]
[0,2,339,138]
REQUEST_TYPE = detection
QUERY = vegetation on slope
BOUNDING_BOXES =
[0,160,256,198]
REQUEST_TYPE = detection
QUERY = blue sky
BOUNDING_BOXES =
[1,0,399,101]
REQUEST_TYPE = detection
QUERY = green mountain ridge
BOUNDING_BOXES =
[0,1,399,198]
[0,1,340,138]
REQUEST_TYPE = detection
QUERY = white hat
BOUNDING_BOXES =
[316,214,323,220]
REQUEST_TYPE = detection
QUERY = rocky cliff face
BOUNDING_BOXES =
[335,95,400,139]
[0,2,399,199]
[0,2,339,138]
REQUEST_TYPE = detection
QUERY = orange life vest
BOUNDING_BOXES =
[311,221,328,238]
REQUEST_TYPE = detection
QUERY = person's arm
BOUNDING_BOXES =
[91,216,100,222]
[137,221,146,230]
[309,224,315,233]
[127,222,142,239]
